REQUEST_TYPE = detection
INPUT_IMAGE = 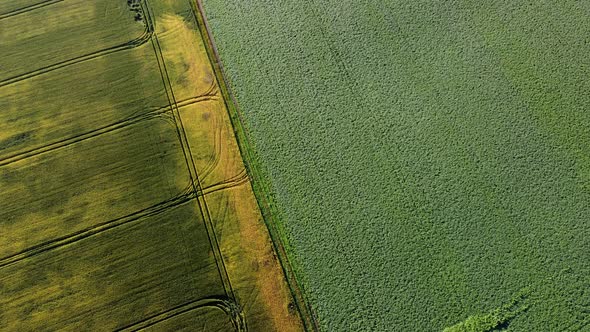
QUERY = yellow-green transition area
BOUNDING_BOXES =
[0,0,304,330]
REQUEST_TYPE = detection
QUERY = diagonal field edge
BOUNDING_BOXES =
[188,0,320,330]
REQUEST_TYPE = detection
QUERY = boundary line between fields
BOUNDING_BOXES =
[140,1,244,329]
[0,0,63,20]
[189,1,320,330]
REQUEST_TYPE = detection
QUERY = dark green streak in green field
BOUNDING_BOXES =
[202,0,590,330]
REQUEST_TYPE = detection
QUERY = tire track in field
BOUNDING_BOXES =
[144,0,238,316]
[115,296,246,332]
[0,93,217,167]
[0,0,153,88]
[188,1,320,331]
[178,81,223,180]
[197,106,222,180]
[0,30,152,87]
[200,169,249,196]
[210,186,230,250]
[0,0,63,20]
[193,81,223,181]
[0,187,196,269]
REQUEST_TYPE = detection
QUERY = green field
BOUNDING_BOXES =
[202,0,590,330]
[1,0,304,330]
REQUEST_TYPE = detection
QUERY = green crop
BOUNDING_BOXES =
[202,0,590,330]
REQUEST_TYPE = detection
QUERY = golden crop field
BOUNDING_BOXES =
[0,0,304,330]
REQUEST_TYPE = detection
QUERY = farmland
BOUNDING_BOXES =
[202,0,590,331]
[1,0,304,330]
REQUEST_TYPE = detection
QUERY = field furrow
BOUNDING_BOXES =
[0,0,147,83]
[0,187,195,269]
[0,0,63,20]
[117,298,241,332]
[0,44,168,159]
[0,118,190,259]
[0,201,225,331]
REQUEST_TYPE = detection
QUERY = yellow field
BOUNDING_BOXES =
[1,202,223,330]
[0,0,146,83]
[0,0,303,330]
[0,46,168,160]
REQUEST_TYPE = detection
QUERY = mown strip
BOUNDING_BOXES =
[190,1,319,330]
